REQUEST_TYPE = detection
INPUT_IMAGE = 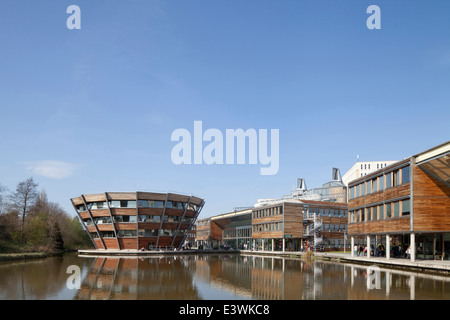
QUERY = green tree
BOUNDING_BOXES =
[27,210,50,248]
[49,222,64,253]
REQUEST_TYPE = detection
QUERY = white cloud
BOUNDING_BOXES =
[26,161,77,179]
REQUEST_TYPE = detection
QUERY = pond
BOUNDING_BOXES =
[1,253,449,300]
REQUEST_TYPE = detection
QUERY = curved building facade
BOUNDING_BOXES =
[71,192,204,250]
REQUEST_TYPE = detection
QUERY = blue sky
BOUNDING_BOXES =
[0,0,449,218]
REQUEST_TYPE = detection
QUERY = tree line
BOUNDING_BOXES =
[0,177,93,253]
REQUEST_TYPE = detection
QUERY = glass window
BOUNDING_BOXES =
[393,202,399,217]
[117,230,137,237]
[350,187,354,199]
[386,203,392,218]
[393,170,399,187]
[386,173,392,188]
[372,178,378,193]
[402,199,410,216]
[379,205,384,220]
[361,183,365,196]
[402,166,410,184]
[76,204,87,212]
[166,201,185,209]
[109,200,120,208]
[114,215,137,223]
[366,207,371,221]
[379,175,384,190]
[366,181,371,194]
[372,206,377,220]
[356,185,360,197]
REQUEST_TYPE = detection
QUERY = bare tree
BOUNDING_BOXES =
[0,183,7,215]
[9,177,39,238]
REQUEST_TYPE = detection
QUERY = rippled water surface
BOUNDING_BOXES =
[1,253,450,300]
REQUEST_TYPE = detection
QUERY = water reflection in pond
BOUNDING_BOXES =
[1,253,450,300]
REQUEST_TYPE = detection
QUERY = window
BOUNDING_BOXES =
[402,166,410,184]
[166,201,185,209]
[361,183,365,196]
[373,206,377,220]
[393,202,399,217]
[356,185,360,197]
[393,170,399,187]
[88,201,107,210]
[379,205,384,220]
[76,204,87,212]
[366,207,371,221]
[109,200,136,208]
[379,175,384,190]
[386,203,392,218]
[372,178,378,193]
[350,187,354,199]
[366,181,371,194]
[114,215,137,223]
[385,173,392,188]
[402,199,410,216]
[117,230,137,237]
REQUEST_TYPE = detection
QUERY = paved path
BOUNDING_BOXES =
[241,250,450,272]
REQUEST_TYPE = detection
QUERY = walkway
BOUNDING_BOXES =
[241,250,450,273]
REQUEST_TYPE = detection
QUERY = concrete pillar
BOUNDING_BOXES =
[366,235,371,259]
[410,232,416,262]
[351,236,355,257]
[262,238,265,252]
[282,238,285,252]
[386,234,390,260]
[272,239,274,252]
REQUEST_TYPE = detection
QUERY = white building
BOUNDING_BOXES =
[342,160,398,186]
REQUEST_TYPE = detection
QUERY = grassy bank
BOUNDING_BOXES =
[0,252,48,261]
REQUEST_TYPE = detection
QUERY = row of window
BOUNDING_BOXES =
[349,166,410,199]
[303,207,348,218]
[253,206,283,219]
[361,163,388,170]
[91,229,187,238]
[223,227,252,239]
[304,224,348,233]
[252,222,283,233]
[349,199,410,223]
[84,214,192,225]
[76,200,198,212]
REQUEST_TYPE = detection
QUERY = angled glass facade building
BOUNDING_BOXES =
[71,192,204,250]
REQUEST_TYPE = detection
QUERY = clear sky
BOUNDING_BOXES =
[0,0,449,218]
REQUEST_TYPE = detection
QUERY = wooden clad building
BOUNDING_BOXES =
[71,192,204,250]
[348,141,450,261]
[252,200,348,252]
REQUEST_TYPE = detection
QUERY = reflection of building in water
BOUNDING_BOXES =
[74,256,200,300]
[251,257,304,299]
[195,255,254,299]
